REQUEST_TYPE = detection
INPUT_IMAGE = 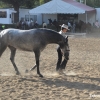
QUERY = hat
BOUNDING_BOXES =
[61,24,69,30]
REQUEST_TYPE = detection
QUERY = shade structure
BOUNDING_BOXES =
[29,0,87,14]
[63,0,95,12]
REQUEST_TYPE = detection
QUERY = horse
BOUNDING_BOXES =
[75,20,85,33]
[52,19,60,31]
[0,28,69,77]
[48,19,60,31]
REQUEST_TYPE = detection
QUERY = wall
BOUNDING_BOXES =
[19,8,30,21]
[29,14,57,25]
[0,9,9,24]
[19,9,42,25]
[0,9,16,24]
[42,14,57,24]
[95,8,100,24]
[37,14,42,24]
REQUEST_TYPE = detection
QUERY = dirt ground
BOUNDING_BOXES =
[0,33,100,100]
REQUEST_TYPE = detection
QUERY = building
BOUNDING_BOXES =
[0,9,16,24]
[29,0,96,25]
[0,8,39,24]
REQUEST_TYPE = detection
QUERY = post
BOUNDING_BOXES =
[86,12,87,24]
[84,0,86,5]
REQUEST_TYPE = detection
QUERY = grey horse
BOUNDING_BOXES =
[0,28,69,77]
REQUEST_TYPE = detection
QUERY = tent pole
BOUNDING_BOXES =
[84,0,86,5]
[86,12,87,23]
[42,14,43,24]
[86,12,87,33]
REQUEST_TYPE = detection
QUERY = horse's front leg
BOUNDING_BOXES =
[60,59,68,69]
[9,46,20,75]
[34,51,43,77]
[30,65,37,71]
[56,46,62,70]
[60,51,69,70]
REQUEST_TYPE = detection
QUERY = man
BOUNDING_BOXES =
[59,24,69,36]
[43,22,47,28]
[68,21,72,31]
[56,24,69,73]
[95,20,100,28]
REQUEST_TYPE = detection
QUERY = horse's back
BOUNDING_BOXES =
[0,28,63,51]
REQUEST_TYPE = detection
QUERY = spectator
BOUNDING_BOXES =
[48,18,52,25]
[43,22,47,28]
[95,20,99,28]
[34,21,38,28]
[2,24,5,30]
[72,22,76,33]
[68,21,72,31]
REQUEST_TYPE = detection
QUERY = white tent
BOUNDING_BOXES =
[29,0,96,24]
[29,0,85,14]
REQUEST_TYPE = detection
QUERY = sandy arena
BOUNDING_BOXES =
[0,33,100,100]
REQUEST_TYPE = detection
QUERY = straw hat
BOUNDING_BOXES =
[61,24,69,30]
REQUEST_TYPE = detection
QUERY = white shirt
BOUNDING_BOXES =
[43,23,47,27]
[59,30,66,37]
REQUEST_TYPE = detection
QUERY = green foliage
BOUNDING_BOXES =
[87,0,100,8]
[76,0,100,7]
[0,0,51,9]
[0,1,11,8]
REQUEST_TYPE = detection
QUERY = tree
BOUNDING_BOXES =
[76,0,100,7]
[0,0,51,22]
[0,1,11,8]
[0,0,36,23]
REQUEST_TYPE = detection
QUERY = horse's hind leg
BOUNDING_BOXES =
[34,50,43,77]
[0,44,7,57]
[56,47,62,70]
[30,65,37,71]
[8,46,20,75]
[60,59,68,69]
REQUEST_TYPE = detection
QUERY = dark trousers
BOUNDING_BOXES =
[56,47,68,70]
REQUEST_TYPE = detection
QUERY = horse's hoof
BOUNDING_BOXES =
[39,74,43,78]
[57,69,65,75]
[16,72,20,75]
[25,69,28,73]
[56,68,59,71]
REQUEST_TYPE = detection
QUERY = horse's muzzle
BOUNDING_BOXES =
[64,51,70,60]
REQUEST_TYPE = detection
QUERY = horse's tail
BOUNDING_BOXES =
[0,35,7,57]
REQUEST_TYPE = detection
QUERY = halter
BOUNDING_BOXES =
[61,48,70,61]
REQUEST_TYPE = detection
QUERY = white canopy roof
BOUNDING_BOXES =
[29,0,85,14]
[9,9,17,13]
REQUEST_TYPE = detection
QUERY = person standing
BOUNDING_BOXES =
[43,22,47,28]
[95,20,100,28]
[68,21,72,32]
[72,22,76,33]
[2,24,5,30]
[56,24,70,73]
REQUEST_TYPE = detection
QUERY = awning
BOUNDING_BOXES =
[29,0,86,14]
[63,0,96,12]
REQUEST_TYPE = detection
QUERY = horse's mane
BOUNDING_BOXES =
[37,28,59,33]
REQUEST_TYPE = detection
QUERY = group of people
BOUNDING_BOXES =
[94,20,100,28]
[16,20,38,30]
[43,19,76,33]
[67,21,76,33]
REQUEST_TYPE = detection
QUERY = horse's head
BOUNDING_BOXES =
[60,36,70,60]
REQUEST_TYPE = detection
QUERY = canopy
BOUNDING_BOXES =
[63,0,95,12]
[9,9,17,13]
[29,0,95,14]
